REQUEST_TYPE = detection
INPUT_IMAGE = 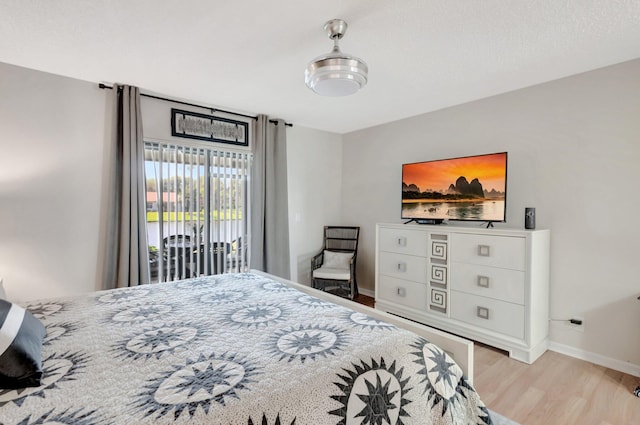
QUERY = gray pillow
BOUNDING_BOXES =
[0,299,46,389]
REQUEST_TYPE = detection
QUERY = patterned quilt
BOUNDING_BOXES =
[0,273,492,425]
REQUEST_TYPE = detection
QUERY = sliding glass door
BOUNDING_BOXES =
[144,141,251,282]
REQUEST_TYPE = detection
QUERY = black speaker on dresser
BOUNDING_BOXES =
[525,207,536,230]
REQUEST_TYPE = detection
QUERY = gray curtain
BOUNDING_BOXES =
[102,84,150,289]
[250,115,290,279]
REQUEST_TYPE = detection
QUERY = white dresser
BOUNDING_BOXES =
[375,222,550,363]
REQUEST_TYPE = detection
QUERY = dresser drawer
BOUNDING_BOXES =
[451,233,525,270]
[378,227,428,257]
[451,263,525,304]
[378,251,428,283]
[377,276,427,310]
[450,291,525,339]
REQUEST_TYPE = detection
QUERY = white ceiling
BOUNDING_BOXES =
[1,0,639,134]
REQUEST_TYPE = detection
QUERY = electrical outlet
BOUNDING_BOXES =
[566,316,584,333]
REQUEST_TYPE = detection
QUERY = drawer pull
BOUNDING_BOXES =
[397,262,407,273]
[477,275,490,288]
[477,306,490,320]
[396,287,406,297]
[397,236,407,247]
[477,244,491,257]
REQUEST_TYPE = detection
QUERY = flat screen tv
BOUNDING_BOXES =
[402,152,508,224]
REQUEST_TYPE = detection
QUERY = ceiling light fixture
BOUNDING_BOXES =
[305,19,368,96]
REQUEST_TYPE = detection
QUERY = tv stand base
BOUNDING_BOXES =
[403,218,444,225]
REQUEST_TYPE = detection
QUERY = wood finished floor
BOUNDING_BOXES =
[355,294,640,425]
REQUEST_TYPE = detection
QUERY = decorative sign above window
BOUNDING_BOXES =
[171,108,249,146]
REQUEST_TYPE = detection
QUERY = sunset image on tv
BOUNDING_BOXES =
[402,152,507,222]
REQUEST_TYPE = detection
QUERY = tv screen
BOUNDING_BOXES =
[402,152,508,223]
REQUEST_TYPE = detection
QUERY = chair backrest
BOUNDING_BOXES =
[163,234,192,249]
[323,226,359,255]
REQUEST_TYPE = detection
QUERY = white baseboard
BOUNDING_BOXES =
[548,342,640,378]
[358,287,375,298]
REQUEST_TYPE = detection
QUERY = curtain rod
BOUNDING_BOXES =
[98,83,292,127]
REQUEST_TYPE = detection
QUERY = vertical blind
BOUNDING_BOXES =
[144,141,251,282]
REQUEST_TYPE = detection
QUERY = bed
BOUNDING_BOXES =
[1,271,493,424]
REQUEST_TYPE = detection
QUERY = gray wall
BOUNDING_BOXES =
[0,62,109,300]
[341,59,640,371]
[286,126,344,284]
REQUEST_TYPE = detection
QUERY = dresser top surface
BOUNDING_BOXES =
[377,222,549,237]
